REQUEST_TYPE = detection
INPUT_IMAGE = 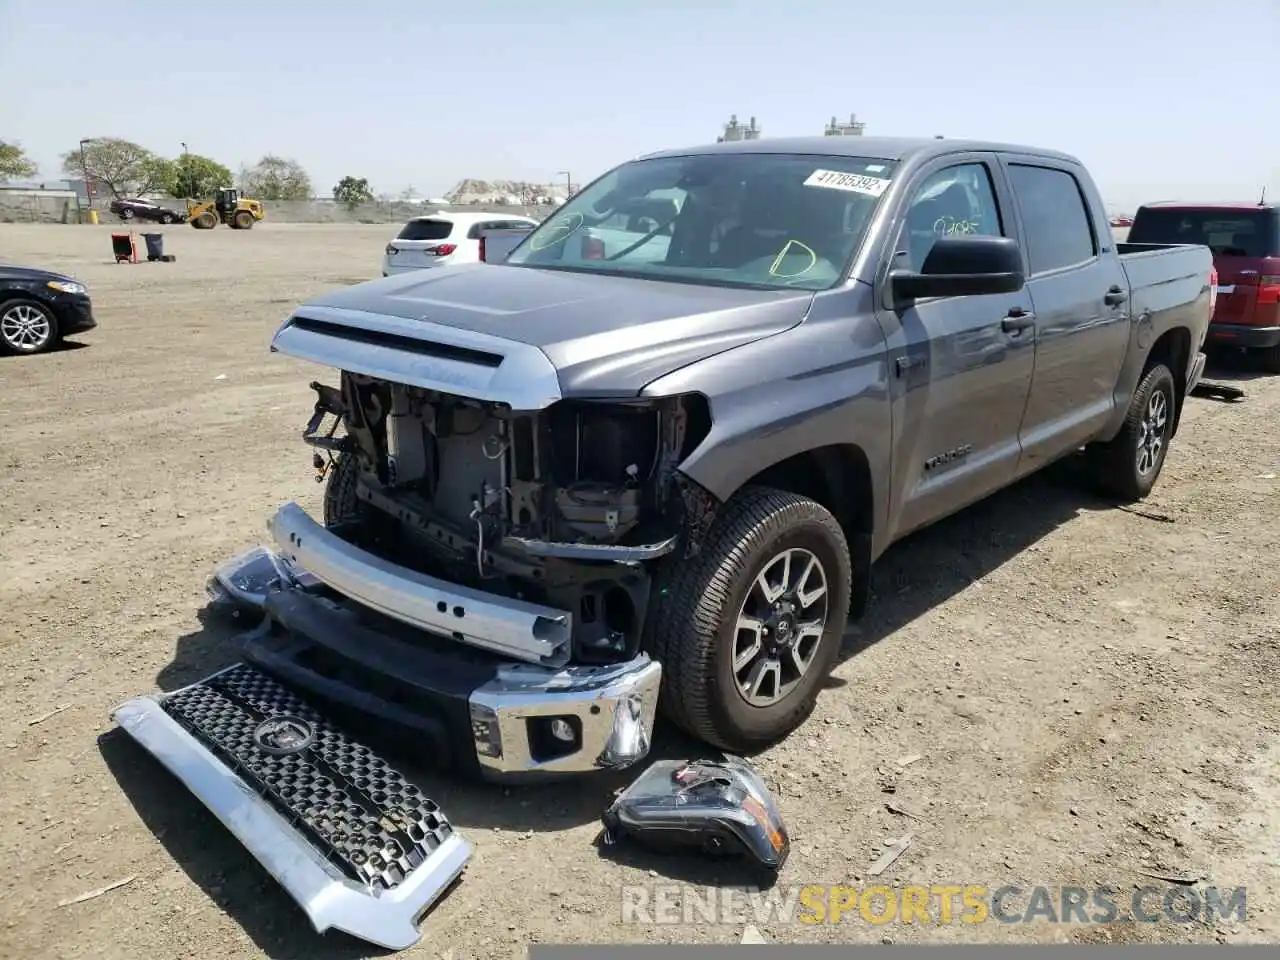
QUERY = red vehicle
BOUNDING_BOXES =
[1127,201,1280,370]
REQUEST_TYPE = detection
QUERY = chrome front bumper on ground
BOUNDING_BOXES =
[113,664,472,950]
[207,538,662,782]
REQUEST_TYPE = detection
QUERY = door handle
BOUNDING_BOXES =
[1001,307,1035,334]
[1104,285,1128,306]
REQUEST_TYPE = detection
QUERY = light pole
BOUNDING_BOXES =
[180,141,190,198]
[557,170,571,198]
[78,138,93,209]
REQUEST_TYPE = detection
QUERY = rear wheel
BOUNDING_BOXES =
[646,486,852,752]
[159,213,174,224]
[1087,362,1177,501]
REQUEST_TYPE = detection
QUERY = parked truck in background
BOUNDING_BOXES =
[478,224,537,263]
[1127,200,1280,370]
[129,134,1213,783]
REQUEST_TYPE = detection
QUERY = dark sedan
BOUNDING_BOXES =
[0,264,97,355]
[109,197,186,224]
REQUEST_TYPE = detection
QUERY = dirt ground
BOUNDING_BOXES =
[1,222,1277,959]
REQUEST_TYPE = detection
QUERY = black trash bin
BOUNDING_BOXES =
[142,232,164,262]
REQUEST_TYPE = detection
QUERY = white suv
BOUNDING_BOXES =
[381,211,539,276]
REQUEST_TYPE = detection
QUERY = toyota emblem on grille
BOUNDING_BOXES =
[253,716,315,755]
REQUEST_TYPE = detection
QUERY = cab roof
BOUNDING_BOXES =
[639,135,1081,165]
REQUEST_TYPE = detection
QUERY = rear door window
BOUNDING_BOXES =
[397,218,453,241]
[1007,164,1098,274]
[1127,208,1277,257]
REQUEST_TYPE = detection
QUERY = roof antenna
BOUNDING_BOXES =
[1261,185,1267,205]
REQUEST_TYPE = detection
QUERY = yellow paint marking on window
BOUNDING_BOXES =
[530,212,584,251]
[768,239,817,278]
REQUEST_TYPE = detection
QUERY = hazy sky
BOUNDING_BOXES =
[2,0,1275,209]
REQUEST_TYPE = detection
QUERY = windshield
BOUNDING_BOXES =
[505,152,897,290]
[1128,208,1279,258]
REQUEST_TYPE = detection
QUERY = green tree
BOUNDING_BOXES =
[171,153,233,199]
[241,155,311,201]
[333,176,374,207]
[59,137,174,198]
[0,139,38,180]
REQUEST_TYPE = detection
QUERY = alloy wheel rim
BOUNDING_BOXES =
[1,304,52,352]
[732,547,830,707]
[1136,387,1169,476]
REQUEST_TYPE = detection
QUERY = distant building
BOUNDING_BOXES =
[1,178,82,200]
[718,115,761,143]
[823,113,866,137]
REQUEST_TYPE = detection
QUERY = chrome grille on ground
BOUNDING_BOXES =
[161,663,453,892]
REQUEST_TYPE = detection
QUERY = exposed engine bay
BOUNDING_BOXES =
[303,374,714,664]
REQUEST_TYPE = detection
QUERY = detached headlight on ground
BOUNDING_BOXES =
[47,280,86,295]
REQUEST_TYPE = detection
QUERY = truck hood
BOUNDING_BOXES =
[292,263,813,397]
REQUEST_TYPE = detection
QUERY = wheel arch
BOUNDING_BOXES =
[1144,326,1193,435]
[704,443,876,619]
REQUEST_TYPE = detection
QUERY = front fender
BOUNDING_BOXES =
[643,286,893,544]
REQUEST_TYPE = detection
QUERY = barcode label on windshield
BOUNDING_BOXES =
[803,169,891,197]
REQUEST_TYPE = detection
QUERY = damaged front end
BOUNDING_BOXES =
[306,372,712,664]
[205,361,714,782]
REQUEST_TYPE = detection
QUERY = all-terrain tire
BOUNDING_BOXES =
[234,211,254,230]
[645,486,852,752]
[323,452,362,527]
[1255,343,1280,375]
[1087,362,1177,502]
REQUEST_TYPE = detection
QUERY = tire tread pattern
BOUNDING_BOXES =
[645,486,850,750]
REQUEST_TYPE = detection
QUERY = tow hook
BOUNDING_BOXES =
[313,452,329,483]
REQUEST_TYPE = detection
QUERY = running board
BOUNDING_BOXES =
[113,663,472,950]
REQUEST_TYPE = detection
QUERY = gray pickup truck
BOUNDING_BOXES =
[133,137,1213,787]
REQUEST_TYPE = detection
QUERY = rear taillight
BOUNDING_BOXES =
[385,243,396,256]
[581,235,605,260]
[478,237,487,262]
[1258,276,1280,305]
[1209,267,1218,312]
[431,243,457,257]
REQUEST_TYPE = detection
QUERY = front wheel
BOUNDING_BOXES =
[1087,362,1177,501]
[233,211,254,230]
[647,486,852,752]
[0,298,59,355]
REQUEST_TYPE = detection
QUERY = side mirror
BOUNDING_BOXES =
[890,235,1025,300]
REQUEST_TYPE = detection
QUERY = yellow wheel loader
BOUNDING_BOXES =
[187,188,266,230]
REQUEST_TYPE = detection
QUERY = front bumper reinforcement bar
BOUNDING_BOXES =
[113,663,472,950]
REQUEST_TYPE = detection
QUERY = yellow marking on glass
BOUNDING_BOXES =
[768,239,817,278]
[530,212,585,251]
